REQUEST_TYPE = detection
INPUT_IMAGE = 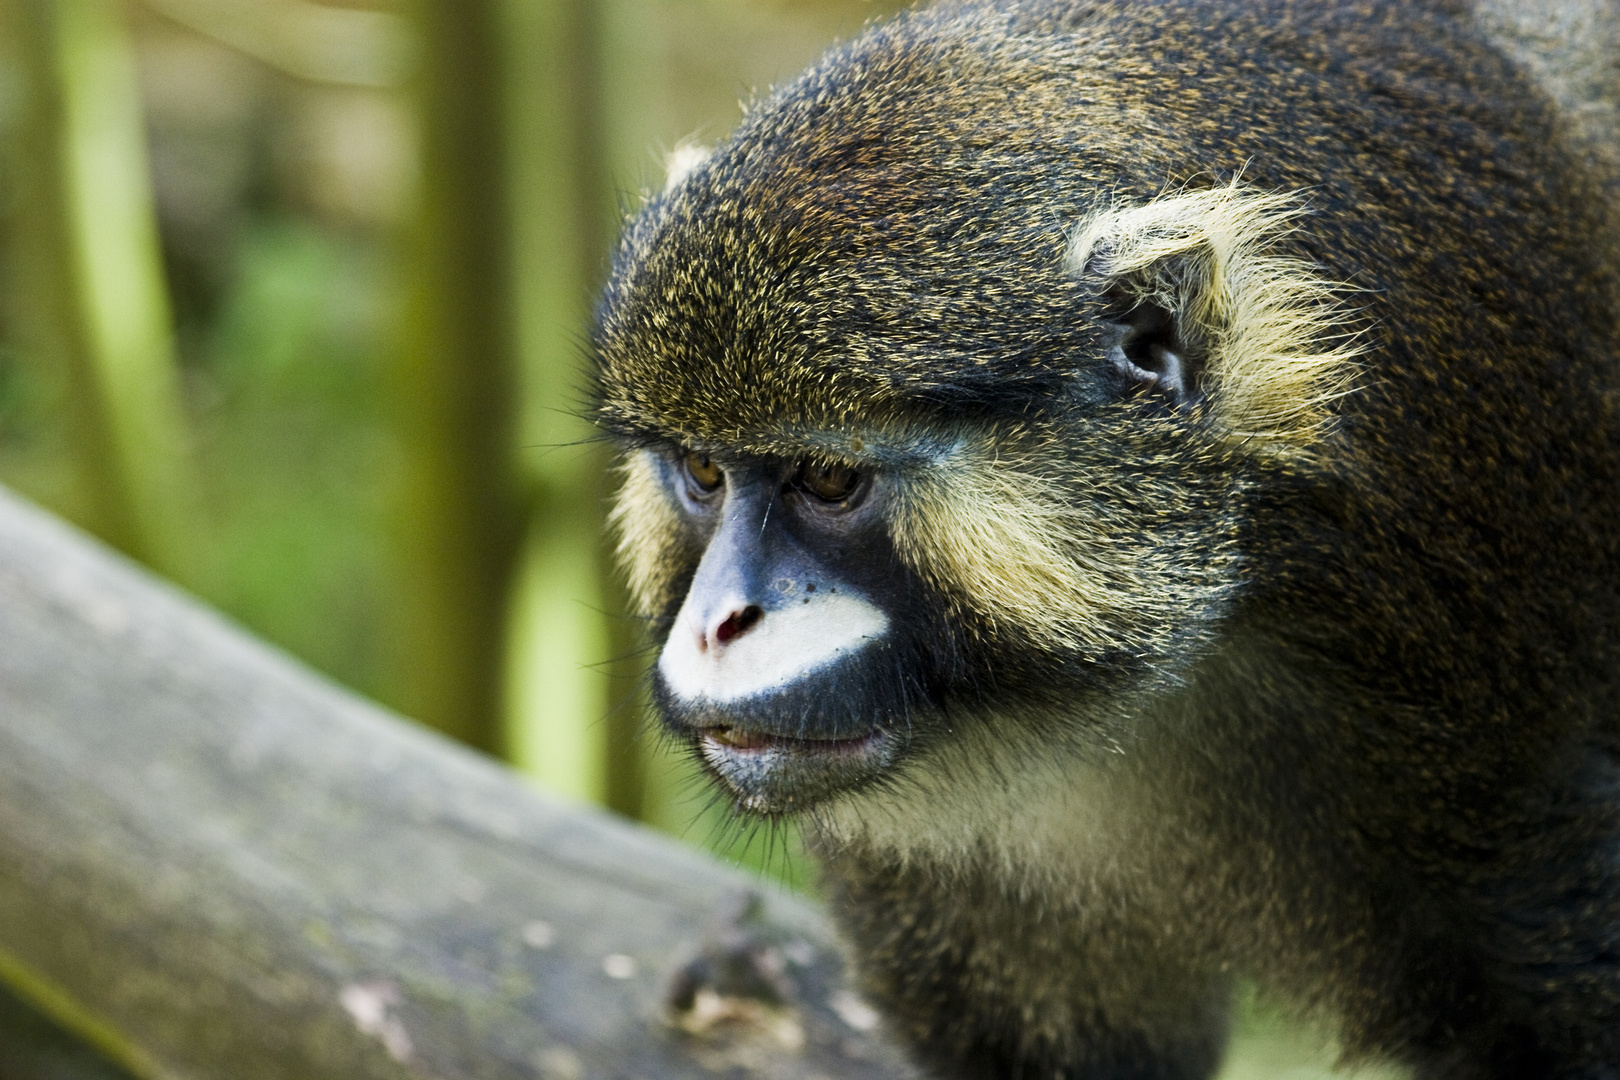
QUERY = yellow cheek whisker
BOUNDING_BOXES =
[608,451,686,618]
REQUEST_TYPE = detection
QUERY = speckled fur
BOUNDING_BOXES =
[593,0,1620,1076]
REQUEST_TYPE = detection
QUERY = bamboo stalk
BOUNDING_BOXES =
[386,0,522,753]
[0,0,200,584]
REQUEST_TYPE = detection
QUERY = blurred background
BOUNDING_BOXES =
[0,0,904,887]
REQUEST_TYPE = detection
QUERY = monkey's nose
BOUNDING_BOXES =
[702,604,763,651]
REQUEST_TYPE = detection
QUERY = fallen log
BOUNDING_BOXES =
[0,485,914,1080]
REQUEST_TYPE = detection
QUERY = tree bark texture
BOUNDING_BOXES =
[0,486,913,1080]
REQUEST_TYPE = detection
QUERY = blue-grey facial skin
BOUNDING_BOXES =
[650,451,948,813]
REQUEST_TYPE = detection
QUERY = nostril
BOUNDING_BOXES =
[714,605,763,645]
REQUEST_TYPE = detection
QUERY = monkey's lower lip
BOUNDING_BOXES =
[693,725,892,813]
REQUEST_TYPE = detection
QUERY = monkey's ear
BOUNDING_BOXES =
[1099,288,1201,405]
[1068,184,1360,450]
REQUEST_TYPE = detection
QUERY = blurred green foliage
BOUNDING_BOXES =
[191,220,395,697]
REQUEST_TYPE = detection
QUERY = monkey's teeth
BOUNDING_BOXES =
[701,727,882,757]
[709,727,775,750]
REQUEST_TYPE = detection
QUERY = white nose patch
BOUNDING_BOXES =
[658,589,889,704]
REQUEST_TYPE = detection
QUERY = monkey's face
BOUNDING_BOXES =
[610,414,1240,816]
[635,445,952,814]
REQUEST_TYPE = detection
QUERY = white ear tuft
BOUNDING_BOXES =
[1068,182,1362,451]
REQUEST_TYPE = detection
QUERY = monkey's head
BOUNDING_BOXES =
[593,9,1357,817]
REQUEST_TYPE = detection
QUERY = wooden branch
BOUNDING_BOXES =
[0,486,915,1080]
[0,980,136,1080]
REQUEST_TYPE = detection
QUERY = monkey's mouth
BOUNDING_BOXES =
[693,725,893,814]
[704,726,881,754]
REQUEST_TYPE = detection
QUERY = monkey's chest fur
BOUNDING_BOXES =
[811,637,1428,1071]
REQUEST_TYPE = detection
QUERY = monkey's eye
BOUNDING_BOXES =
[794,459,861,504]
[682,452,723,494]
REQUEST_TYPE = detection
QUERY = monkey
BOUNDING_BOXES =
[589,0,1620,1076]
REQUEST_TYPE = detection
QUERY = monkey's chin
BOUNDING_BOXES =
[692,726,896,815]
